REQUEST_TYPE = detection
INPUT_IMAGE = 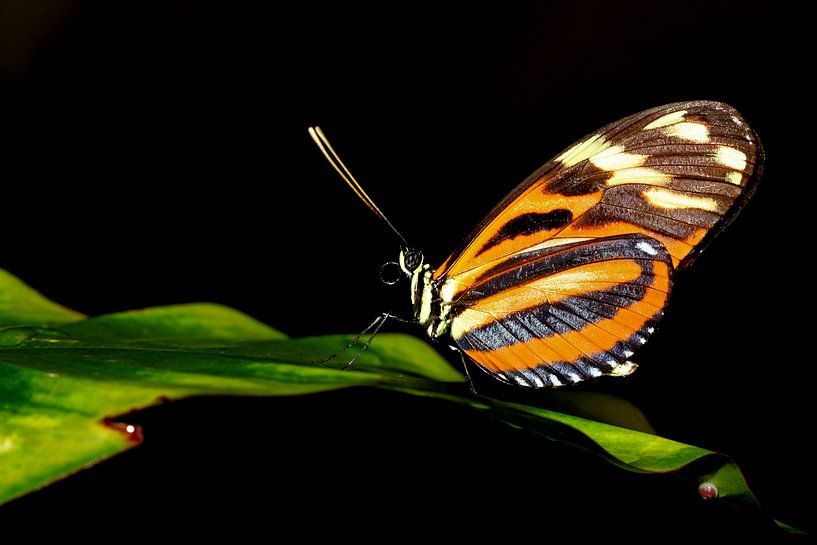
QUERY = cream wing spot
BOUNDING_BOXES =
[589,145,647,171]
[635,240,659,256]
[643,110,687,130]
[716,146,747,171]
[606,168,671,187]
[726,171,744,185]
[665,122,710,143]
[556,134,612,167]
[610,361,638,376]
[643,188,720,212]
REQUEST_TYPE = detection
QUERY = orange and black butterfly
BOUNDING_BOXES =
[309,100,762,388]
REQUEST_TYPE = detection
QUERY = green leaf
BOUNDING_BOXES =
[0,270,85,328]
[542,391,656,434]
[0,268,465,504]
[62,303,289,344]
[0,268,801,534]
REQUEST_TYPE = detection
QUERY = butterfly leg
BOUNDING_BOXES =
[311,313,386,365]
[312,312,416,367]
[449,345,477,396]
[341,313,391,371]
[339,312,420,370]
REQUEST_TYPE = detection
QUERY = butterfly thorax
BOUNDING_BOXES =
[399,249,452,339]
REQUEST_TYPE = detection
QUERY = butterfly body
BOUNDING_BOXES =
[397,100,761,388]
[399,249,452,340]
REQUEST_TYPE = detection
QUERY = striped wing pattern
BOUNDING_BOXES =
[436,101,761,387]
[450,235,671,386]
[435,101,761,285]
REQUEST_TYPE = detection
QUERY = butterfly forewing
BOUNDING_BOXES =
[434,101,761,285]
[436,101,760,388]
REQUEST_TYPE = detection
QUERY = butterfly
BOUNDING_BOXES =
[309,100,762,388]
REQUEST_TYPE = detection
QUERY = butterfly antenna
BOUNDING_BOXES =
[308,126,409,249]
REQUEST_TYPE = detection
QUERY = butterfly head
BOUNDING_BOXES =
[398,248,424,276]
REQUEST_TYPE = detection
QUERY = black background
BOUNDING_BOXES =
[0,0,812,540]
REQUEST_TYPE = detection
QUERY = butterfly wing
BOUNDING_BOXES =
[437,101,761,387]
[434,100,761,285]
[449,234,672,387]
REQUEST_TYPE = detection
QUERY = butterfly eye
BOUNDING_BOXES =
[403,250,423,272]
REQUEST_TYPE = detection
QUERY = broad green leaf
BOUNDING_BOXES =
[0,272,449,503]
[62,303,288,344]
[0,268,800,534]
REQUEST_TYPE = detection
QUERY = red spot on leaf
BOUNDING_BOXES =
[102,419,144,444]
[698,482,719,500]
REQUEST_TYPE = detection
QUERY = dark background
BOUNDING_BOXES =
[0,0,812,540]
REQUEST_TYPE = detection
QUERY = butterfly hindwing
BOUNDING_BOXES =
[435,101,760,388]
[449,234,671,387]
